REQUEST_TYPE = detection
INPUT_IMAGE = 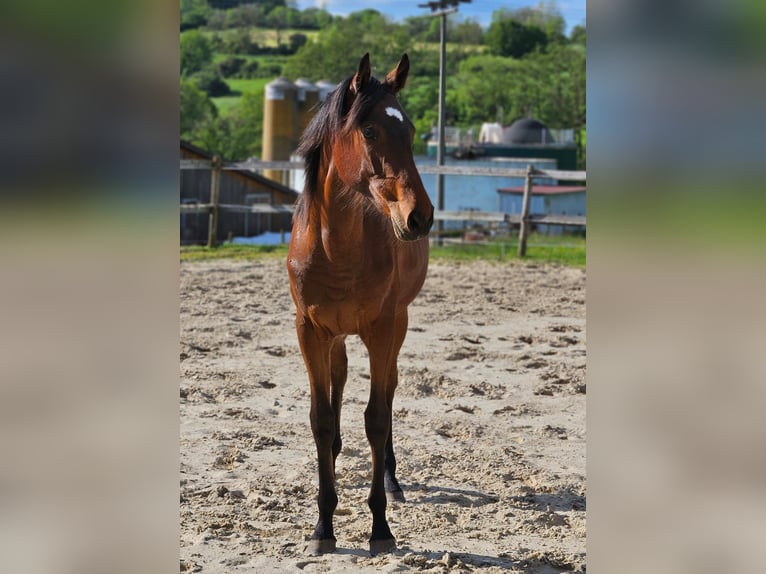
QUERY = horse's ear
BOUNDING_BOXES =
[384,54,409,94]
[350,53,371,96]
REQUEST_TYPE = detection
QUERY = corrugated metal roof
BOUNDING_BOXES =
[180,140,298,198]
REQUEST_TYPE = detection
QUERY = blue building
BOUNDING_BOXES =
[497,185,586,235]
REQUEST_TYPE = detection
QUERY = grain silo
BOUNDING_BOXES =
[262,77,298,185]
[315,80,338,102]
[294,78,320,135]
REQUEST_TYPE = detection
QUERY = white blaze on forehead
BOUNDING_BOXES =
[385,106,404,123]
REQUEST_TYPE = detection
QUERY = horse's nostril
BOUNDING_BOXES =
[407,210,426,235]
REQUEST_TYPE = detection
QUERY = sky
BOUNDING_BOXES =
[293,0,586,35]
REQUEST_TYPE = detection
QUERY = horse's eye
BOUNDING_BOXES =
[362,126,376,140]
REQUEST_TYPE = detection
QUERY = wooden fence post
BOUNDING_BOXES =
[207,156,222,248]
[517,164,533,257]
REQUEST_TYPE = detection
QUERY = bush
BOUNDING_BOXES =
[219,56,246,78]
[289,33,308,53]
[206,10,227,31]
[242,60,260,78]
[223,30,260,55]
[180,12,207,32]
[195,66,231,97]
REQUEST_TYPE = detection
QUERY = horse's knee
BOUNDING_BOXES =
[364,408,390,443]
[310,410,336,449]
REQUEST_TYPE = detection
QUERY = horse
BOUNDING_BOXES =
[287,53,434,556]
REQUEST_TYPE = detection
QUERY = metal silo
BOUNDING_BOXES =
[294,78,320,135]
[315,80,338,103]
[262,77,298,185]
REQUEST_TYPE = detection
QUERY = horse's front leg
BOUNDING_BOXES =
[296,313,338,555]
[361,315,400,555]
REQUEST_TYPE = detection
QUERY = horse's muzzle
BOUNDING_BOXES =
[393,209,433,241]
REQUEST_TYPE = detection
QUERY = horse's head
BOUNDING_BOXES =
[332,54,434,241]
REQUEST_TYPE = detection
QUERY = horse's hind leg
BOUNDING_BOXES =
[384,423,405,502]
[384,309,408,503]
[296,314,338,555]
[330,337,347,478]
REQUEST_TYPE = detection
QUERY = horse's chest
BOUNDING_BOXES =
[296,263,394,333]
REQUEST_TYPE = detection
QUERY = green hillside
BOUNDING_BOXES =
[180,3,586,166]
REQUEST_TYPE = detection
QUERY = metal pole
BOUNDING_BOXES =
[420,0,469,245]
[435,12,447,244]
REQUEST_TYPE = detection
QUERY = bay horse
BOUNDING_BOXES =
[287,53,433,556]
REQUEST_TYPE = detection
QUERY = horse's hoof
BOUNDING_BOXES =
[386,489,406,503]
[369,537,396,556]
[307,538,336,555]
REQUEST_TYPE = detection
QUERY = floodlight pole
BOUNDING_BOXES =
[436,11,449,243]
[420,0,470,244]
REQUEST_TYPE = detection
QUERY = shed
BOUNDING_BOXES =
[497,185,586,235]
[180,141,299,244]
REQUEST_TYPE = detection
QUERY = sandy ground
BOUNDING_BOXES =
[180,257,586,573]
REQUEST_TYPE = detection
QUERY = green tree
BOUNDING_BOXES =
[180,30,213,75]
[223,29,258,55]
[486,19,548,58]
[451,45,585,134]
[403,16,432,40]
[225,4,267,28]
[491,1,566,40]
[189,91,265,161]
[282,12,413,82]
[206,10,228,31]
[267,6,301,45]
[298,8,334,30]
[289,33,308,53]
[219,56,246,78]
[570,24,586,45]
[451,55,521,125]
[180,0,210,31]
[194,65,231,97]
[180,80,217,139]
[398,76,439,154]
[451,18,484,45]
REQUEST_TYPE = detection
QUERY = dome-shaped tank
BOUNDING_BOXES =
[294,78,320,134]
[315,80,338,102]
[505,118,555,144]
[262,77,299,184]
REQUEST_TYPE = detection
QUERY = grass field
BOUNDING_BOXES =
[211,78,269,114]
[180,233,586,267]
[209,95,241,115]
[225,77,270,95]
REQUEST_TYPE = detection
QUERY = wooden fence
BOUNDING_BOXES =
[180,158,586,255]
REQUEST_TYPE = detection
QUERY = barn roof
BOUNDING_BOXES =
[498,185,586,195]
[181,140,299,198]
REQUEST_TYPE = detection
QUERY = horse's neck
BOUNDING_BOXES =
[309,171,386,264]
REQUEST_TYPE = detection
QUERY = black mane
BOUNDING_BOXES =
[293,73,393,226]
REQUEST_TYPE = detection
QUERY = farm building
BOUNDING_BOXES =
[180,141,298,245]
[498,184,586,235]
[430,117,579,171]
